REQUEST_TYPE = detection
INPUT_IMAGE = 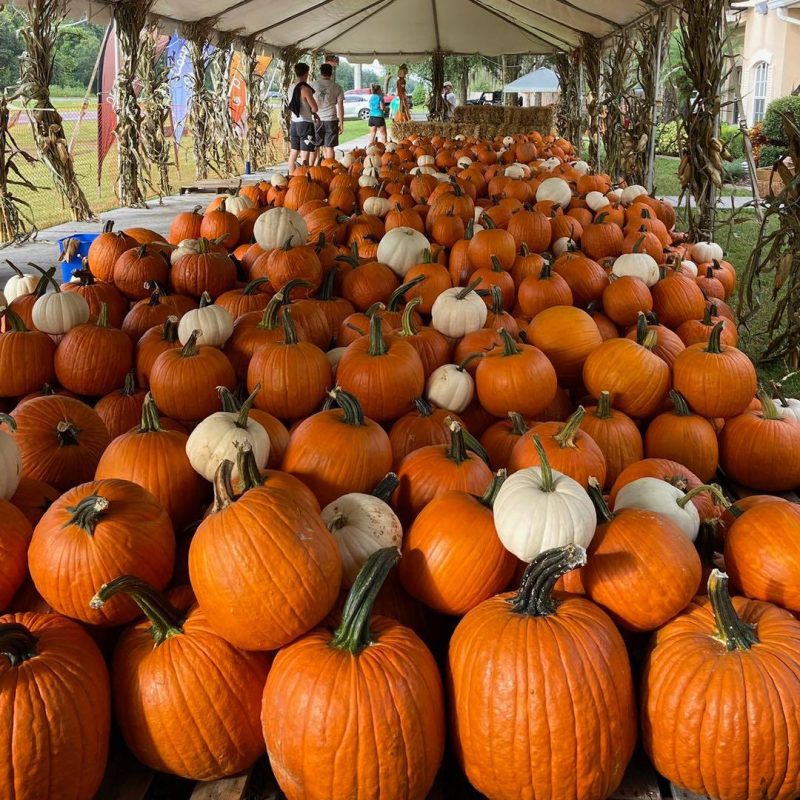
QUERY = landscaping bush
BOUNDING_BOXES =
[411,83,427,107]
[759,144,787,169]
[723,160,744,181]
[655,121,680,156]
[761,95,800,144]
[720,122,744,162]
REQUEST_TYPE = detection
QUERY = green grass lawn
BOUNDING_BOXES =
[339,119,371,143]
[652,156,754,199]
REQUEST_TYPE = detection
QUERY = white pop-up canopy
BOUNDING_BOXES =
[70,0,673,59]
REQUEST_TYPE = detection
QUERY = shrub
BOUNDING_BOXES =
[723,161,744,181]
[719,122,744,162]
[759,144,787,169]
[655,121,680,156]
[411,83,427,107]
[761,96,800,144]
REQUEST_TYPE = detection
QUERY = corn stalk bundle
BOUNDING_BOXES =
[279,46,303,156]
[240,36,277,171]
[581,35,602,169]
[552,50,581,153]
[428,51,448,121]
[112,0,154,207]
[138,21,172,199]
[738,113,800,365]
[184,19,218,181]
[209,33,242,178]
[601,32,631,185]
[0,94,39,244]
[16,0,94,220]
[677,0,728,240]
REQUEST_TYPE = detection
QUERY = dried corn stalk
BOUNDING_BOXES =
[0,94,39,244]
[113,0,154,207]
[138,21,172,199]
[184,19,219,180]
[601,32,631,184]
[209,33,242,177]
[553,50,581,155]
[677,0,728,240]
[16,0,94,221]
[581,35,602,169]
[738,113,800,365]
[428,51,448,122]
[241,35,277,171]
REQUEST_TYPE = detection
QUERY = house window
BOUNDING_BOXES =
[752,61,769,122]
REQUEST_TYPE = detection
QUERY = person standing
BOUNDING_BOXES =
[311,63,344,162]
[368,84,386,145]
[286,62,319,173]
[442,81,458,119]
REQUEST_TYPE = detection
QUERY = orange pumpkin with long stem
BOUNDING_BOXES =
[394,298,452,376]
[0,305,56,397]
[389,397,457,469]
[94,371,146,439]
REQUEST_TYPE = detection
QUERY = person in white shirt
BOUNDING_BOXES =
[443,81,458,119]
[286,62,319,173]
[311,63,345,162]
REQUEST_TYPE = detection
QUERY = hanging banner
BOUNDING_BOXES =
[167,35,192,143]
[229,53,273,126]
[97,21,119,185]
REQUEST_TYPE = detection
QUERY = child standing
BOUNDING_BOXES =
[368,84,386,144]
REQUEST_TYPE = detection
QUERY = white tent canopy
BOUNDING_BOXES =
[69,0,673,59]
[503,67,560,93]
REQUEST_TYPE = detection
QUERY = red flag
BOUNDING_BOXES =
[97,23,118,185]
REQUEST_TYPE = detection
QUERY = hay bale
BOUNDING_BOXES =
[452,104,554,135]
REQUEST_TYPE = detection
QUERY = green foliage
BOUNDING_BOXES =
[411,82,427,106]
[723,160,744,181]
[719,122,744,161]
[761,95,800,143]
[52,24,104,91]
[0,9,24,89]
[759,144,787,168]
[655,121,680,156]
[334,61,382,92]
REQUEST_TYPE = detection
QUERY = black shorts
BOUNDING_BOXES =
[368,116,386,128]
[290,121,316,152]
[315,120,339,148]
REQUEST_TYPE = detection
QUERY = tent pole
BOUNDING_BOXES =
[645,10,666,193]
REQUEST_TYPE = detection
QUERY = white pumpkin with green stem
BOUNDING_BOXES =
[253,206,308,251]
[431,280,487,338]
[613,477,729,542]
[185,386,270,481]
[585,191,610,212]
[612,249,660,287]
[178,293,234,347]
[772,383,800,423]
[3,261,39,302]
[425,355,480,414]
[31,270,90,334]
[493,434,595,562]
[377,226,431,279]
[535,177,571,209]
[619,184,647,205]
[691,240,724,263]
[0,414,21,500]
[362,196,391,218]
[321,475,403,586]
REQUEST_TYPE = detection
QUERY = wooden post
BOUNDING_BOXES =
[429,50,447,120]
[645,11,666,193]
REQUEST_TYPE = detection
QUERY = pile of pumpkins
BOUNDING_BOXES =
[1,128,800,800]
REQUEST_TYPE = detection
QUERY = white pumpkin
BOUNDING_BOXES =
[417,154,435,167]
[185,395,270,482]
[425,362,474,413]
[31,290,89,335]
[552,237,578,257]
[218,194,254,215]
[473,207,485,225]
[493,451,595,562]
[358,173,379,188]
[776,396,800,423]
[0,414,21,500]
[680,259,699,278]
[456,156,473,169]
[502,135,514,147]
[434,172,451,182]
[431,284,488,338]
[254,206,308,251]
[4,269,39,302]
[322,493,403,585]
[269,173,288,188]
[606,187,622,203]
[170,237,217,266]
[363,196,391,218]
[178,297,234,347]
[572,160,590,175]
[539,157,561,172]
[613,477,701,541]
[326,346,347,376]
[376,227,430,278]
[503,163,526,180]
[535,177,572,209]
[417,166,438,176]
[585,191,610,212]
[612,252,660,287]
[339,151,355,168]
[620,184,647,206]
[691,241,724,263]
[362,165,380,178]
[385,142,397,153]
[365,155,382,170]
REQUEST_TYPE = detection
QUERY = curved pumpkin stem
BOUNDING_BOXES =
[412,396,433,417]
[0,622,38,667]
[480,469,507,508]
[372,472,399,503]
[68,495,110,535]
[211,459,237,512]
[669,390,692,417]
[593,391,612,420]
[509,544,587,617]
[236,441,264,491]
[445,419,468,464]
[676,483,730,511]
[704,321,726,354]
[757,386,781,421]
[456,278,482,300]
[180,330,201,357]
[457,352,484,371]
[90,576,184,644]
[236,384,260,428]
[241,277,270,296]
[280,307,301,345]
[367,312,388,357]
[497,328,520,357]
[329,387,366,427]
[531,433,555,492]
[708,569,759,651]
[587,476,614,523]
[277,278,312,304]
[139,393,163,433]
[329,546,401,654]
[0,305,30,332]
[257,294,283,331]
[553,406,585,448]
[387,274,425,312]
[400,296,422,336]
[120,370,137,397]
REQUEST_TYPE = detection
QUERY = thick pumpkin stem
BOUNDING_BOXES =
[68,495,110,535]
[498,328,520,357]
[458,352,484,371]
[329,387,366,426]
[367,312,388,357]
[553,406,585,448]
[508,411,529,436]
[0,622,38,667]
[90,576,184,645]
[277,279,312,304]
[641,330,658,352]
[318,267,337,301]
[757,386,782,421]
[634,312,648,345]
[180,330,201,357]
[56,421,80,447]
[413,396,433,417]
[670,390,692,417]
[139,393,163,433]
[676,484,731,511]
[372,472,399,503]
[456,278,482,300]
[488,285,504,315]
[236,384,260,428]
[587,477,614,523]
[446,419,468,464]
[329,547,401,654]
[705,321,726,354]
[772,381,790,409]
[708,569,759,651]
[280,307,301,346]
[509,544,587,617]
[242,277,270,296]
[121,371,137,397]
[0,305,29,332]
[199,292,214,309]
[387,275,425,311]
[531,433,555,492]
[211,459,237,512]
[257,295,283,331]
[236,441,264,491]
[400,297,422,336]
[538,261,552,280]
[0,413,16,431]
[480,469,507,508]
[594,391,612,420]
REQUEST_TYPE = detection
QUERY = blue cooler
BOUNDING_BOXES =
[57,232,99,283]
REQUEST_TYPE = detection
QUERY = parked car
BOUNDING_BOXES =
[467,91,503,106]
[343,93,372,120]
[347,88,414,113]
